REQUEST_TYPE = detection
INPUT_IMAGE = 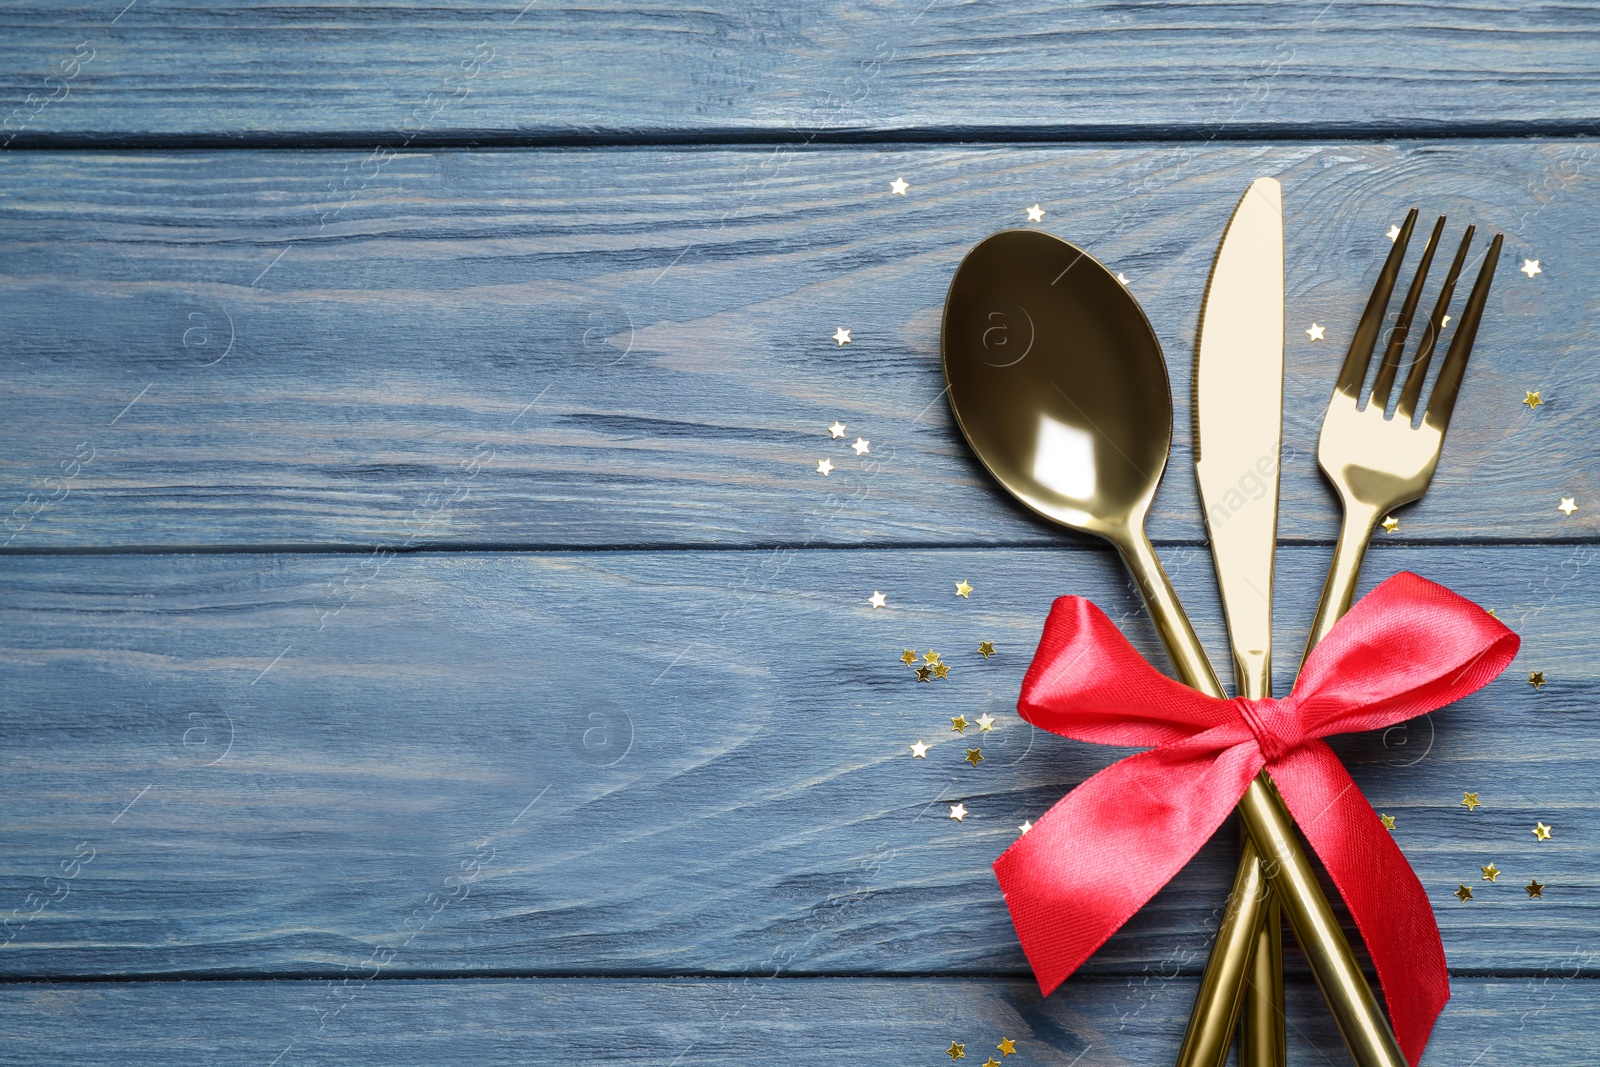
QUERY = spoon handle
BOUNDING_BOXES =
[1115,530,1408,1067]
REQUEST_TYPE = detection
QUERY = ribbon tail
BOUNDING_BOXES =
[994,739,1262,995]
[1274,742,1447,1067]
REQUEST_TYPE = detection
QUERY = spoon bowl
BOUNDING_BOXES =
[941,229,1172,546]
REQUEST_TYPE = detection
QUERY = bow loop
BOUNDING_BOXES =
[993,571,1518,1067]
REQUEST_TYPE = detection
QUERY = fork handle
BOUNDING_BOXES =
[1116,529,1408,1067]
[1303,500,1383,662]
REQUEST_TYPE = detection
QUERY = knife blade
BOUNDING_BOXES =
[1194,176,1284,696]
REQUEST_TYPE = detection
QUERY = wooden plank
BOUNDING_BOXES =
[0,976,1592,1065]
[1,544,1593,978]
[1,142,1595,550]
[3,3,1600,142]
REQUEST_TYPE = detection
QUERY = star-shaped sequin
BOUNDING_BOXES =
[951,715,967,733]
[868,590,886,609]
[1116,271,1130,284]
[1386,224,1402,241]
[1462,792,1481,811]
[997,1039,1017,1057]
[965,748,984,767]
[982,1059,1002,1067]
[828,421,847,439]
[890,177,909,196]
[1521,259,1542,278]
[901,649,918,667]
[1380,813,1397,830]
[833,327,852,346]
[924,650,942,665]
[1017,820,1032,834]
[947,1041,966,1060]
[1559,497,1578,516]
[852,437,870,456]
[932,661,951,680]
[1025,204,1045,223]
[1455,884,1473,902]
[910,740,929,758]
[1527,879,1545,898]
[916,665,933,682]
[1524,391,1543,410]
[978,640,996,659]
[948,803,968,823]
[1529,670,1546,689]
[817,458,834,476]
[1306,323,1326,341]
[976,713,996,732]
[955,579,973,598]
[1533,821,1552,841]
[1382,515,1399,533]
[1482,862,1500,882]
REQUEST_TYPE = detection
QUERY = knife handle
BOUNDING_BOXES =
[1115,530,1408,1067]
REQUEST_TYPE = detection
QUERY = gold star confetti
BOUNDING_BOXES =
[833,327,851,346]
[1487,607,1498,617]
[910,740,929,758]
[1524,391,1543,410]
[983,1059,1002,1067]
[1380,813,1397,830]
[948,803,968,823]
[1527,879,1545,898]
[1386,224,1402,242]
[901,649,918,667]
[852,437,870,456]
[1442,315,1452,326]
[932,661,951,680]
[1116,271,1130,284]
[924,650,942,665]
[1559,497,1578,516]
[915,665,933,682]
[1382,515,1399,533]
[890,177,909,196]
[1533,821,1552,841]
[1521,259,1542,278]
[1529,670,1546,689]
[951,715,967,733]
[977,640,996,659]
[947,1041,966,1060]
[828,420,846,438]
[1482,862,1501,882]
[1025,204,1045,223]
[1462,791,1481,811]
[976,713,996,732]
[955,579,973,598]
[868,590,886,609]
[1455,884,1473,902]
[1306,323,1326,341]
[1017,820,1032,834]
[966,748,984,767]
[998,1039,1017,1057]
[817,458,834,476]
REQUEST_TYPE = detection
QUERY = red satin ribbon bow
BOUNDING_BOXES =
[993,571,1518,1066]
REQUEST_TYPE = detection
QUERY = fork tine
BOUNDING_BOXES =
[1335,208,1418,398]
[1423,232,1503,433]
[1371,215,1445,409]
[1396,225,1474,421]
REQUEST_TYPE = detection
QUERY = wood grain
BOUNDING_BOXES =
[1,142,1596,551]
[2,544,1593,978]
[2,2,1600,143]
[0,976,1589,1065]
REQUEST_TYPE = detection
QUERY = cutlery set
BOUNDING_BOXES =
[942,178,1503,1065]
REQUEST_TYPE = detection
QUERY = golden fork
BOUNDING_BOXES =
[1182,207,1503,1067]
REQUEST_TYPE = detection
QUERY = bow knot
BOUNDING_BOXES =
[993,572,1518,1067]
[1236,695,1302,762]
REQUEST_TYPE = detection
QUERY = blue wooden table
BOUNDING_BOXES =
[2,4,1597,1062]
